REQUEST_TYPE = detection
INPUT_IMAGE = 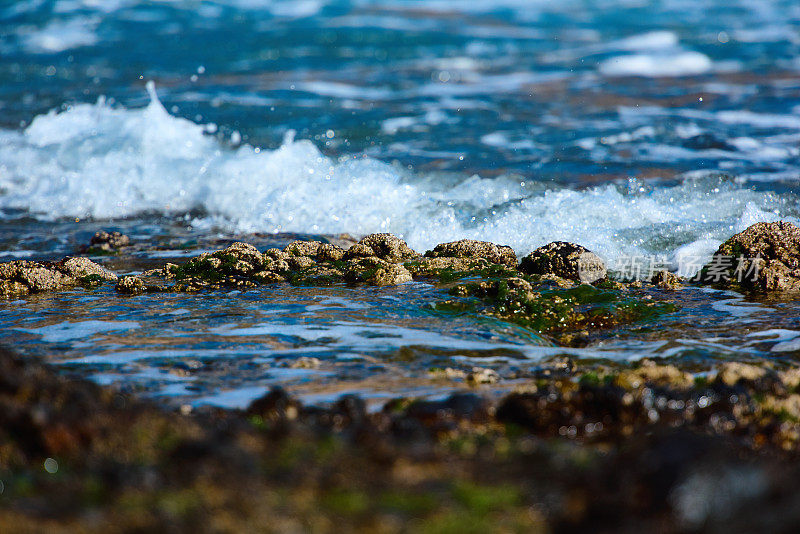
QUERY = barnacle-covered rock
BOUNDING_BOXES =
[426,239,516,268]
[519,242,606,284]
[698,221,800,292]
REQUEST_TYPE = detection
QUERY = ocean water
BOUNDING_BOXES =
[1,0,800,407]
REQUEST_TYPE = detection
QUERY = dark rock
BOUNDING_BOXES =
[519,241,606,283]
[401,393,491,428]
[650,270,683,290]
[698,221,800,291]
[116,276,146,294]
[426,239,516,267]
[346,233,417,262]
[85,231,131,253]
[246,387,301,423]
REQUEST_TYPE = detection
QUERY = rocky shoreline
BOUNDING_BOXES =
[3,345,800,532]
[3,222,800,531]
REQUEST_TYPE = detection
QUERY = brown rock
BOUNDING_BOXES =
[219,242,264,267]
[87,231,130,252]
[426,239,516,267]
[405,256,494,278]
[650,270,682,290]
[368,264,413,286]
[284,240,322,257]
[287,256,315,270]
[716,362,768,386]
[19,266,74,291]
[252,271,286,283]
[116,276,146,294]
[343,242,375,259]
[519,242,606,283]
[699,221,800,292]
[317,243,345,262]
[356,233,417,262]
[59,257,118,281]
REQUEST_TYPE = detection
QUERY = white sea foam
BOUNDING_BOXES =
[0,84,797,274]
[600,51,713,77]
[19,16,100,53]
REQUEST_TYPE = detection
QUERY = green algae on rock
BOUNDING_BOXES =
[115,233,421,293]
[445,273,675,345]
[698,221,800,292]
[425,239,517,268]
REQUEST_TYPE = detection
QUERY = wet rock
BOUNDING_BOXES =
[716,362,769,386]
[698,221,800,291]
[317,243,345,262]
[343,242,375,259]
[288,264,343,286]
[252,270,286,283]
[60,257,118,282]
[405,256,491,277]
[368,263,413,286]
[615,360,693,389]
[84,231,131,253]
[264,248,289,261]
[466,367,499,385]
[262,257,290,273]
[116,276,146,294]
[284,240,323,257]
[779,368,800,390]
[650,270,683,290]
[426,239,516,268]
[246,387,301,423]
[290,357,321,369]
[19,265,73,291]
[428,367,468,380]
[220,242,264,267]
[0,257,117,297]
[341,233,417,262]
[519,242,607,283]
[400,393,492,427]
[356,233,417,262]
[286,255,316,270]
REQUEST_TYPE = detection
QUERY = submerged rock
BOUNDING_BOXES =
[426,239,516,267]
[448,275,674,344]
[519,242,606,284]
[0,257,117,298]
[650,270,683,290]
[698,221,800,292]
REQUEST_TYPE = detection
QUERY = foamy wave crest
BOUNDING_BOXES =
[0,84,796,270]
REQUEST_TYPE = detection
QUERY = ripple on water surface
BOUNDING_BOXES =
[2,282,800,409]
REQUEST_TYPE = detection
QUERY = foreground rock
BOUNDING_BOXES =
[519,241,607,283]
[699,221,800,292]
[0,257,117,297]
[4,347,800,532]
